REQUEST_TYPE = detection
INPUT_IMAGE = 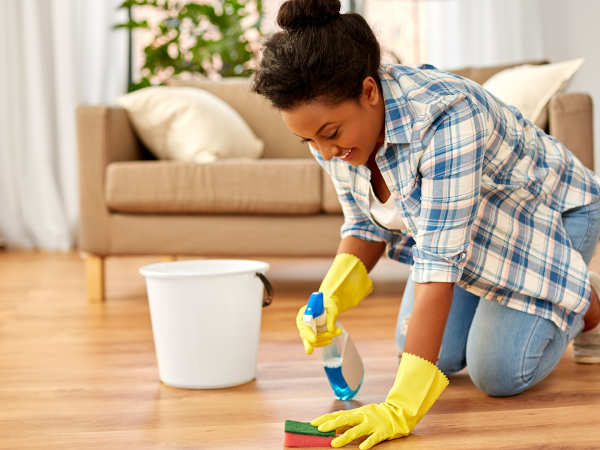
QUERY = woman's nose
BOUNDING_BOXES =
[319,144,338,161]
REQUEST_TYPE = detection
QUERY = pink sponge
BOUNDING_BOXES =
[284,421,336,447]
[284,432,335,447]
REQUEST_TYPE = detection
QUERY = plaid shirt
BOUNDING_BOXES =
[312,64,600,331]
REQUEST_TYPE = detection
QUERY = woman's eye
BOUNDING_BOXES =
[299,138,311,144]
[326,129,339,140]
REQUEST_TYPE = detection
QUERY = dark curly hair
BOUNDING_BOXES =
[251,0,382,110]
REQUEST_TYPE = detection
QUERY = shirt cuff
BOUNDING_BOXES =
[411,246,468,283]
[340,219,393,243]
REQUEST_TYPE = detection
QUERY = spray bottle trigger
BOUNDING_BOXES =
[303,315,317,335]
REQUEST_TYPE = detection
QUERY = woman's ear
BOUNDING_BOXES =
[362,77,380,107]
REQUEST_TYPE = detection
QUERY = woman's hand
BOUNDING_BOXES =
[295,251,374,355]
[296,304,342,355]
[312,353,450,449]
[312,403,405,449]
[295,237,385,355]
[311,283,454,446]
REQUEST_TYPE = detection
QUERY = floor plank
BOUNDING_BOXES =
[0,251,598,449]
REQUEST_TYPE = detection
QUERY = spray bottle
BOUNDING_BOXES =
[303,292,364,400]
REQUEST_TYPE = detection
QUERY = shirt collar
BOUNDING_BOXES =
[379,68,414,145]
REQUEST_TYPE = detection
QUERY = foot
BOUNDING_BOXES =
[574,271,600,364]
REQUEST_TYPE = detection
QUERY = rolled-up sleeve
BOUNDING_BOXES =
[311,147,394,244]
[412,100,489,283]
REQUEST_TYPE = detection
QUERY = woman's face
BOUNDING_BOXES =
[280,77,386,166]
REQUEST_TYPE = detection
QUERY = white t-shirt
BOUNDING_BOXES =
[368,183,407,231]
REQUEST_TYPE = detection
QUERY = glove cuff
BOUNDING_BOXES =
[385,353,449,436]
[319,253,373,314]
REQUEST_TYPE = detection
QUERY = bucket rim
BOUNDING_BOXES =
[139,259,270,279]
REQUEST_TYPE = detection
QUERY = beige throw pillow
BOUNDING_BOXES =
[116,86,264,163]
[482,58,584,128]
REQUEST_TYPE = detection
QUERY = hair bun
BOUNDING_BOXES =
[277,0,341,31]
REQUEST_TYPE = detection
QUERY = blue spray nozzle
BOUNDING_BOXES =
[305,292,325,318]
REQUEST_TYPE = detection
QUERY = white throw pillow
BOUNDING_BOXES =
[482,58,584,127]
[116,86,264,163]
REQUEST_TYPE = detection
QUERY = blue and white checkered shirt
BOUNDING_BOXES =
[312,64,600,331]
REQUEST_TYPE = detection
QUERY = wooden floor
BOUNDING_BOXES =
[0,251,599,449]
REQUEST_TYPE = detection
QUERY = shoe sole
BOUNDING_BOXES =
[573,271,600,365]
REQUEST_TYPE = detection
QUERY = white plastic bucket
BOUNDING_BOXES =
[139,259,272,389]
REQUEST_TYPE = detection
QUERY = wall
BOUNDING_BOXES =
[541,0,600,172]
[425,0,544,70]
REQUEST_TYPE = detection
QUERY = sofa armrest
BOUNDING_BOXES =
[76,106,143,254]
[549,93,594,171]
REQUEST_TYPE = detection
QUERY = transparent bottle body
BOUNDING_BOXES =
[320,322,364,400]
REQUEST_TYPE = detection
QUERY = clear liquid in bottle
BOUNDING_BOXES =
[304,292,364,401]
[321,322,364,400]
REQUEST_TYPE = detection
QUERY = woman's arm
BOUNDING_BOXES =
[404,281,454,363]
[337,235,386,273]
[312,278,453,448]
[338,237,453,364]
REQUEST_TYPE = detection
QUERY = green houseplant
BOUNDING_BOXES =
[116,0,264,91]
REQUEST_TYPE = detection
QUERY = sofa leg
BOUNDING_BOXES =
[160,255,177,262]
[84,254,105,303]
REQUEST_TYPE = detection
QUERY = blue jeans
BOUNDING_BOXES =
[395,200,600,397]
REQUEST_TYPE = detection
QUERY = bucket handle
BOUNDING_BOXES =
[256,272,274,307]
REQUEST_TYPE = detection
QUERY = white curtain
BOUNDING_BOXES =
[425,0,545,70]
[0,0,128,251]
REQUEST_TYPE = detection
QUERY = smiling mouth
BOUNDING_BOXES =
[338,148,355,161]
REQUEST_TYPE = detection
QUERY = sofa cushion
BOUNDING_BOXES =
[448,60,548,86]
[116,86,264,163]
[448,60,551,129]
[482,59,584,130]
[105,160,322,214]
[166,78,310,160]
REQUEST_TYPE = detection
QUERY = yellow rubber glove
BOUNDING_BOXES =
[312,353,449,449]
[296,306,341,354]
[296,253,373,355]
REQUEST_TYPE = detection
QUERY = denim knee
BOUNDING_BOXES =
[437,359,466,376]
[464,297,567,397]
[466,354,532,397]
[437,345,467,375]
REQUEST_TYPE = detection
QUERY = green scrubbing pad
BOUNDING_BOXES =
[284,420,335,437]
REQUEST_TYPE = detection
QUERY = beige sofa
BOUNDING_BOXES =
[77,61,595,301]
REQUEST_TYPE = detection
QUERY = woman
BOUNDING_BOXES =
[251,0,600,448]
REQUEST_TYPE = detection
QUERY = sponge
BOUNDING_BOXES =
[283,432,335,447]
[285,420,335,437]
[284,420,335,447]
